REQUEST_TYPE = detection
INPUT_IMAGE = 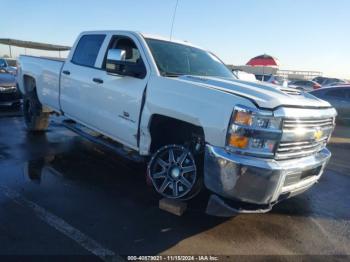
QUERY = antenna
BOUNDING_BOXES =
[169,0,179,41]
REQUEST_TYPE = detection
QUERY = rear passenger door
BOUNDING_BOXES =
[60,34,107,127]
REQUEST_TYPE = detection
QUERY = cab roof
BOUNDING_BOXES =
[80,30,202,50]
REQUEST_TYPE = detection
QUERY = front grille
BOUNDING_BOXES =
[277,137,328,158]
[276,117,334,159]
[282,118,334,130]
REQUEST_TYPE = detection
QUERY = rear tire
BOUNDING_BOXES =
[23,89,50,131]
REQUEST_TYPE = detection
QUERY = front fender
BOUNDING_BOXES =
[138,76,256,155]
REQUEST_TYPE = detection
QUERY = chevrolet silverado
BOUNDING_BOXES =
[17,31,337,216]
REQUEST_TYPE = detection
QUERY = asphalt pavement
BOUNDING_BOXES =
[0,107,349,259]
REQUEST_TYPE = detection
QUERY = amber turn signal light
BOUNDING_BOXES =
[234,111,252,126]
[228,134,249,149]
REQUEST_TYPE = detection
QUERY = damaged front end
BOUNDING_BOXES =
[204,106,336,217]
[204,145,331,217]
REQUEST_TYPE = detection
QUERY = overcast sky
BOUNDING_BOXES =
[1,0,349,78]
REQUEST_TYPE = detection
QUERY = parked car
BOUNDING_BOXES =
[312,76,346,87]
[17,31,336,216]
[0,58,8,70]
[5,58,17,67]
[0,68,22,107]
[311,86,350,124]
[288,80,321,92]
[323,79,346,87]
[0,58,17,75]
[255,74,287,87]
[327,81,349,87]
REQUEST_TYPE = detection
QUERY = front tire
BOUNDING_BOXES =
[147,144,203,200]
[23,90,50,131]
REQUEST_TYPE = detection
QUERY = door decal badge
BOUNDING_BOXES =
[119,111,135,123]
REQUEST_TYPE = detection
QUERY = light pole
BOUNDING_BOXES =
[8,44,12,58]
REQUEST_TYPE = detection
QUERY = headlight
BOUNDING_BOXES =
[227,105,282,157]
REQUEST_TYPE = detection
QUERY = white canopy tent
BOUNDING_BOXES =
[0,38,71,58]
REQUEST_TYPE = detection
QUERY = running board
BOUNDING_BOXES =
[61,119,145,163]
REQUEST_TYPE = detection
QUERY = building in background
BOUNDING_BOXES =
[229,53,322,80]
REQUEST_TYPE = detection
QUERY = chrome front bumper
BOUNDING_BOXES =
[204,145,331,215]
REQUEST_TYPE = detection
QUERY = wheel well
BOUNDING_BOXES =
[23,75,36,93]
[149,114,205,153]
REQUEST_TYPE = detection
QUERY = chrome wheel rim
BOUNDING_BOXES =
[148,145,197,199]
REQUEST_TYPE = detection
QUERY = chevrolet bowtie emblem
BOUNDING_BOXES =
[314,129,323,140]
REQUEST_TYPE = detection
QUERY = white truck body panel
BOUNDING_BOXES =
[138,75,256,154]
[17,56,64,112]
[17,30,333,154]
[59,31,153,149]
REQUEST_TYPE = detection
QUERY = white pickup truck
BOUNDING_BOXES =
[17,31,337,216]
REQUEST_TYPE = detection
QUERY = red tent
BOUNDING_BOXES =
[246,54,279,67]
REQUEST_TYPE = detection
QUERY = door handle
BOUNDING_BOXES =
[62,70,70,75]
[93,78,104,84]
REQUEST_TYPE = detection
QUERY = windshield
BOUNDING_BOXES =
[146,38,235,78]
[6,59,16,67]
[0,58,7,68]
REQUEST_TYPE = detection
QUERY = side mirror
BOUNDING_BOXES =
[106,49,146,79]
[107,49,126,63]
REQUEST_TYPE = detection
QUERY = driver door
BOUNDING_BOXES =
[86,34,149,149]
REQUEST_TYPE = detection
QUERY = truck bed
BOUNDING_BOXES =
[18,55,65,111]
[20,55,66,62]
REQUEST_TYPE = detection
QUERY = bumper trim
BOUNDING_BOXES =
[204,145,331,206]
[205,194,272,217]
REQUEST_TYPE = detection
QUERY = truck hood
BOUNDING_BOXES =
[177,75,331,109]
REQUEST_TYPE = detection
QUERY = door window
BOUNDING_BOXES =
[103,37,143,67]
[0,58,6,67]
[72,34,106,67]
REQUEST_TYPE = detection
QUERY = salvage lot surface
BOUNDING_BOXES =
[0,108,349,257]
